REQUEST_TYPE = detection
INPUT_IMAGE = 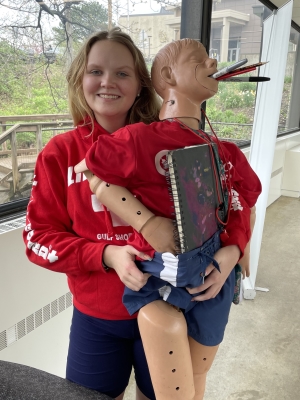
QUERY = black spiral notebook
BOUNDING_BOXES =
[167,143,225,253]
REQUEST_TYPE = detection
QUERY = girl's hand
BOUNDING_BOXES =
[187,245,240,301]
[103,245,151,291]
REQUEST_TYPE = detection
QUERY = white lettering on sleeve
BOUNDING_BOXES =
[230,189,243,211]
[25,226,59,263]
[25,223,32,232]
[38,246,49,260]
[32,243,41,254]
[27,230,34,241]
[47,250,59,263]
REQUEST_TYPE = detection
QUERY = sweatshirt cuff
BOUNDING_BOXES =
[220,227,250,260]
[78,241,108,272]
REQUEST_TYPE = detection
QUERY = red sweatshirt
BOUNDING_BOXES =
[86,120,262,256]
[23,120,137,320]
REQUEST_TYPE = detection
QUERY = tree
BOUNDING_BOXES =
[0,0,110,108]
[53,2,109,46]
[0,40,24,103]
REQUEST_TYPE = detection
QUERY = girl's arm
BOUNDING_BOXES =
[24,143,151,290]
[24,149,106,275]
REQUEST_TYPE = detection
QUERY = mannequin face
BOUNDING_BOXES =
[171,42,218,103]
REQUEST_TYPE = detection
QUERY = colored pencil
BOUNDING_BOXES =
[222,77,270,82]
[210,58,248,79]
[216,67,256,81]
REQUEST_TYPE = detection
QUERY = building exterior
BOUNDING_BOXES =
[118,0,269,63]
[210,0,271,63]
[118,6,178,61]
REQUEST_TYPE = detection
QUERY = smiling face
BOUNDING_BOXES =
[172,42,218,103]
[82,40,141,132]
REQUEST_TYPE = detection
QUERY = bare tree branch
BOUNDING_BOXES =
[35,0,55,16]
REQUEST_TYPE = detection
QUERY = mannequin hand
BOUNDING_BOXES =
[74,159,103,193]
[187,245,240,301]
[239,241,250,278]
[140,216,177,255]
[74,159,88,174]
[103,245,151,291]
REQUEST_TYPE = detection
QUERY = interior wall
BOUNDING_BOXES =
[0,227,70,332]
[0,307,72,378]
[242,131,300,206]
[0,226,71,377]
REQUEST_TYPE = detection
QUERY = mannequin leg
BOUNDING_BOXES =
[188,336,219,400]
[138,300,195,400]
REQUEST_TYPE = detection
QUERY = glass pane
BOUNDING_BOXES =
[278,26,300,133]
[206,0,272,142]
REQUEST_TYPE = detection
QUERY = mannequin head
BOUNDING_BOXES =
[151,39,218,124]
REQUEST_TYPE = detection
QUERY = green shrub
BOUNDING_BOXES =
[284,76,292,84]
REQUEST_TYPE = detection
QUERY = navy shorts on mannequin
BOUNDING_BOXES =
[186,267,235,345]
[123,230,221,315]
[123,230,236,346]
[66,307,155,400]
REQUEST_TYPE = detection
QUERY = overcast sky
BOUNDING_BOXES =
[98,0,162,18]
[125,0,161,14]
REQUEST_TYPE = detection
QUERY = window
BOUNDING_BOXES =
[206,0,300,142]
[1,0,299,214]
[206,0,272,142]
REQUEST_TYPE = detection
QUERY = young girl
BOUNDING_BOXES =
[23,28,162,400]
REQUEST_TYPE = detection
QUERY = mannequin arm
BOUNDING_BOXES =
[74,161,177,254]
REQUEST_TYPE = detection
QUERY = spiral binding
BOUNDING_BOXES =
[164,157,188,253]
[163,158,183,254]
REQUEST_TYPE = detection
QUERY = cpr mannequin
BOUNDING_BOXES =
[75,39,252,400]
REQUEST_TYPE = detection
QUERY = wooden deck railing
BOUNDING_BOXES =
[0,114,73,201]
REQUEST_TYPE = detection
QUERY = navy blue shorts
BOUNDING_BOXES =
[66,307,155,399]
[123,230,235,346]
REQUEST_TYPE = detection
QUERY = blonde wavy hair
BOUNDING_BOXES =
[67,27,161,128]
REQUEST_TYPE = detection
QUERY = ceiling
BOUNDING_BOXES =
[271,0,300,27]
